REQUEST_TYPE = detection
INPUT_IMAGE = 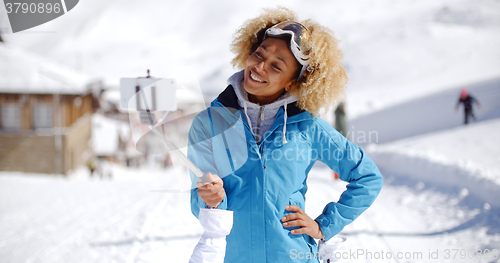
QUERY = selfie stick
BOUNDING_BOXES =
[151,127,209,182]
[136,78,209,183]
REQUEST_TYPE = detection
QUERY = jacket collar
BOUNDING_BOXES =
[211,85,313,147]
[213,85,307,118]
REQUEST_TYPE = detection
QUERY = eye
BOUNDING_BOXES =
[272,64,281,71]
[254,51,263,59]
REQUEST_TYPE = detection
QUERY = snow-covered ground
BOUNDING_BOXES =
[308,167,500,263]
[0,166,202,263]
[367,118,500,193]
[1,157,499,263]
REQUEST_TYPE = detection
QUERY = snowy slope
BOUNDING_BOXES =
[366,117,500,207]
[349,77,500,145]
[343,0,500,118]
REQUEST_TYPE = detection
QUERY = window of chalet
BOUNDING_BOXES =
[1,103,21,130]
[32,104,53,129]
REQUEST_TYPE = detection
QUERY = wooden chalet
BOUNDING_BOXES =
[0,44,101,175]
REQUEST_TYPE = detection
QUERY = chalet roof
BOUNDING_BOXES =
[0,43,100,94]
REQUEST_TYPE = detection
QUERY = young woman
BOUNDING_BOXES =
[188,7,383,262]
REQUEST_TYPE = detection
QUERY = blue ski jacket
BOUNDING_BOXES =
[188,85,383,262]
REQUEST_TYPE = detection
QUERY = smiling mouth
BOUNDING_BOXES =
[250,72,266,83]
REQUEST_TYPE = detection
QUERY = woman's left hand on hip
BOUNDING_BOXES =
[281,205,324,239]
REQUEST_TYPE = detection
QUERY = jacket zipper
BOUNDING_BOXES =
[256,105,264,144]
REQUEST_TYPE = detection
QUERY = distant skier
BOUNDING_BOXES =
[334,101,347,138]
[333,101,347,180]
[455,88,481,124]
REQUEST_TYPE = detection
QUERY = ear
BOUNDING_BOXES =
[285,80,296,92]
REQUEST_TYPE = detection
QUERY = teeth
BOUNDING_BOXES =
[250,72,265,83]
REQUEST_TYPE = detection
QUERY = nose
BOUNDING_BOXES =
[255,61,265,73]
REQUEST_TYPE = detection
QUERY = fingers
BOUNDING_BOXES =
[289,228,307,235]
[197,187,225,208]
[196,173,225,208]
[281,211,303,223]
[199,189,225,206]
[281,205,324,239]
[196,173,222,190]
[207,172,222,184]
[282,217,305,227]
[289,227,322,238]
[281,205,304,223]
[284,217,323,238]
[196,179,207,188]
[282,214,310,235]
[198,185,224,198]
[197,181,222,193]
[285,205,303,213]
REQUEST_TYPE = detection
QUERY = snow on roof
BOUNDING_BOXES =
[0,43,99,94]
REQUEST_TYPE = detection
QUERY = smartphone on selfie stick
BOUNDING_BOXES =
[119,70,210,183]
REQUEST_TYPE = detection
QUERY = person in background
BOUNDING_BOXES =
[334,101,347,138]
[332,101,347,180]
[456,88,481,124]
[87,158,97,177]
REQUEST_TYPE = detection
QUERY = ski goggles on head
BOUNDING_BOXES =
[265,21,311,78]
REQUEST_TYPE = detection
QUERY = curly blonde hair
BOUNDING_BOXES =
[230,7,348,116]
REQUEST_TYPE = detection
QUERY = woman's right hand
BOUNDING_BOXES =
[196,173,225,208]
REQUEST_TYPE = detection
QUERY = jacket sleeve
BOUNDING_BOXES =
[312,119,383,240]
[470,96,480,105]
[188,111,228,219]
